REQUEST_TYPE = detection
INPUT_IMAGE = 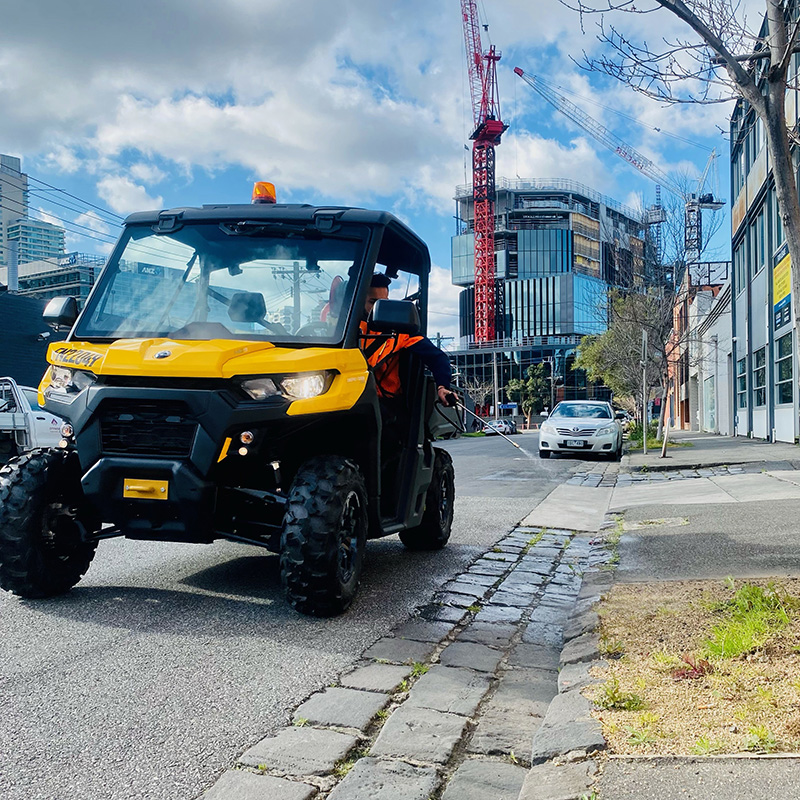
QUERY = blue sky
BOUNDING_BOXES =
[1,0,743,345]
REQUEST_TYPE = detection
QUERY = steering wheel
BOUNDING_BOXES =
[294,321,332,337]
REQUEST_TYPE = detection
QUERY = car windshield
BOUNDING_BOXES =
[74,222,367,344]
[550,403,611,419]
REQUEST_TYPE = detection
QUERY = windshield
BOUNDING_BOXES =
[75,222,367,343]
[550,403,611,419]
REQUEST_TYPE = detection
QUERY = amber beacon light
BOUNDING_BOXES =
[251,181,277,204]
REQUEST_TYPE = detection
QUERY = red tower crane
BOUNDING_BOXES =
[461,0,507,343]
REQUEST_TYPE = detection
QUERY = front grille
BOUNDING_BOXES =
[98,400,197,457]
[556,427,595,437]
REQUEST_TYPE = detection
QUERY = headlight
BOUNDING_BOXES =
[281,373,328,399]
[540,423,557,435]
[46,366,97,396]
[239,371,334,401]
[596,424,617,437]
[239,377,281,401]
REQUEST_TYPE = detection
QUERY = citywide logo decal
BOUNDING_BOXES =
[51,347,103,368]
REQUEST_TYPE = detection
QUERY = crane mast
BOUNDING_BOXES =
[514,67,724,267]
[461,0,507,343]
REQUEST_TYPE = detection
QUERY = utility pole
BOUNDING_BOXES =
[641,330,648,456]
[432,332,454,350]
[492,351,501,420]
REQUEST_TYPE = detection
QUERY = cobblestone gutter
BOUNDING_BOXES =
[196,527,614,800]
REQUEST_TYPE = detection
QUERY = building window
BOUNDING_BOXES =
[734,240,746,294]
[776,333,794,405]
[737,357,747,409]
[753,347,766,406]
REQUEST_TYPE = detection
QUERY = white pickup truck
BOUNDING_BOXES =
[0,376,65,462]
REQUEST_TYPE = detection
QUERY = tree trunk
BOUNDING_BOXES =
[763,82,800,338]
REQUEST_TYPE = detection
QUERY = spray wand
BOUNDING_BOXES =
[444,394,521,450]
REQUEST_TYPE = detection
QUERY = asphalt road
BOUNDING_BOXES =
[0,432,576,800]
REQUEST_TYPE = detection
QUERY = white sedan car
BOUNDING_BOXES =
[538,400,623,460]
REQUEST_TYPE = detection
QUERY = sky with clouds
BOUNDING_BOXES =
[1,0,756,345]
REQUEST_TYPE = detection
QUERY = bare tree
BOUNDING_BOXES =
[561,0,800,329]
[462,378,493,408]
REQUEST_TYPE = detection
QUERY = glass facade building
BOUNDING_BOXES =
[449,178,650,407]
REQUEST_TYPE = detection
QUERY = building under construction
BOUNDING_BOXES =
[450,177,654,407]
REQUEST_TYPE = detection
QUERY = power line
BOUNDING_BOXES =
[1,162,124,223]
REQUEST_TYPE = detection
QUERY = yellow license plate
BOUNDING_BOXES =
[123,478,169,500]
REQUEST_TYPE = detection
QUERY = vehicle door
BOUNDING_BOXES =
[20,387,64,448]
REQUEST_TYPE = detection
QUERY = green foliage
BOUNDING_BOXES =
[701,582,796,659]
[505,363,549,418]
[411,662,429,677]
[745,725,778,753]
[575,290,671,403]
[597,677,645,710]
[691,736,723,755]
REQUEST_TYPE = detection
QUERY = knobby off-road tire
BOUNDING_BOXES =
[280,456,368,617]
[0,449,97,598]
[399,447,455,551]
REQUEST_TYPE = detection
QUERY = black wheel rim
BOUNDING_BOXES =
[337,490,362,583]
[41,503,84,562]
[438,472,450,529]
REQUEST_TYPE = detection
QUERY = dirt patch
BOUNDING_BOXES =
[586,579,800,755]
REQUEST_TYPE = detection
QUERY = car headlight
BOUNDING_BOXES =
[46,366,97,397]
[239,371,335,401]
[596,424,617,437]
[540,423,557,435]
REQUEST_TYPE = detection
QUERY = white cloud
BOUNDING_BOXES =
[97,176,163,214]
[75,210,113,237]
[129,163,166,185]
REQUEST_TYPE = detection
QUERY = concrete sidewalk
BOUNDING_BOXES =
[589,442,800,799]
[624,430,800,471]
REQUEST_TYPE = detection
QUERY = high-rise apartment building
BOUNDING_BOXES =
[0,154,65,275]
[0,154,29,269]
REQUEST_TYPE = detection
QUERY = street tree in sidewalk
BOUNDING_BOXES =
[561,0,800,331]
[505,363,549,427]
[575,289,673,423]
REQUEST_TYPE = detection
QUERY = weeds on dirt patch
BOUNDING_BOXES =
[597,677,645,711]
[745,725,778,753]
[411,662,429,678]
[702,582,796,659]
[691,736,724,755]
[671,653,714,681]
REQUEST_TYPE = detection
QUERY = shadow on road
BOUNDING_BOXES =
[18,538,482,638]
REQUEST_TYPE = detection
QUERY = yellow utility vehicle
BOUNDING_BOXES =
[0,191,456,616]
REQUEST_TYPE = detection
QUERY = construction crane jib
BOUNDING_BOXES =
[461,0,507,343]
[513,67,724,265]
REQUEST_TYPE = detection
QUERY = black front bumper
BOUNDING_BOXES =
[81,456,216,542]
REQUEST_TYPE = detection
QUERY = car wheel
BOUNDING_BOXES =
[0,449,98,598]
[280,455,368,617]
[400,448,455,551]
[539,449,551,459]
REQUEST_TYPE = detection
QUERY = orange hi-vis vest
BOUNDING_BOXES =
[359,320,423,399]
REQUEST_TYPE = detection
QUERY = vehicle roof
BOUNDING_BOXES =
[125,203,409,230]
[556,400,611,406]
[123,203,431,275]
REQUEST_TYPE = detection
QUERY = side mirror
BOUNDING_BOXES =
[370,299,420,335]
[43,296,78,329]
[615,411,626,420]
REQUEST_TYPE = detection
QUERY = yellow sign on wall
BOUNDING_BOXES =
[774,250,791,312]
